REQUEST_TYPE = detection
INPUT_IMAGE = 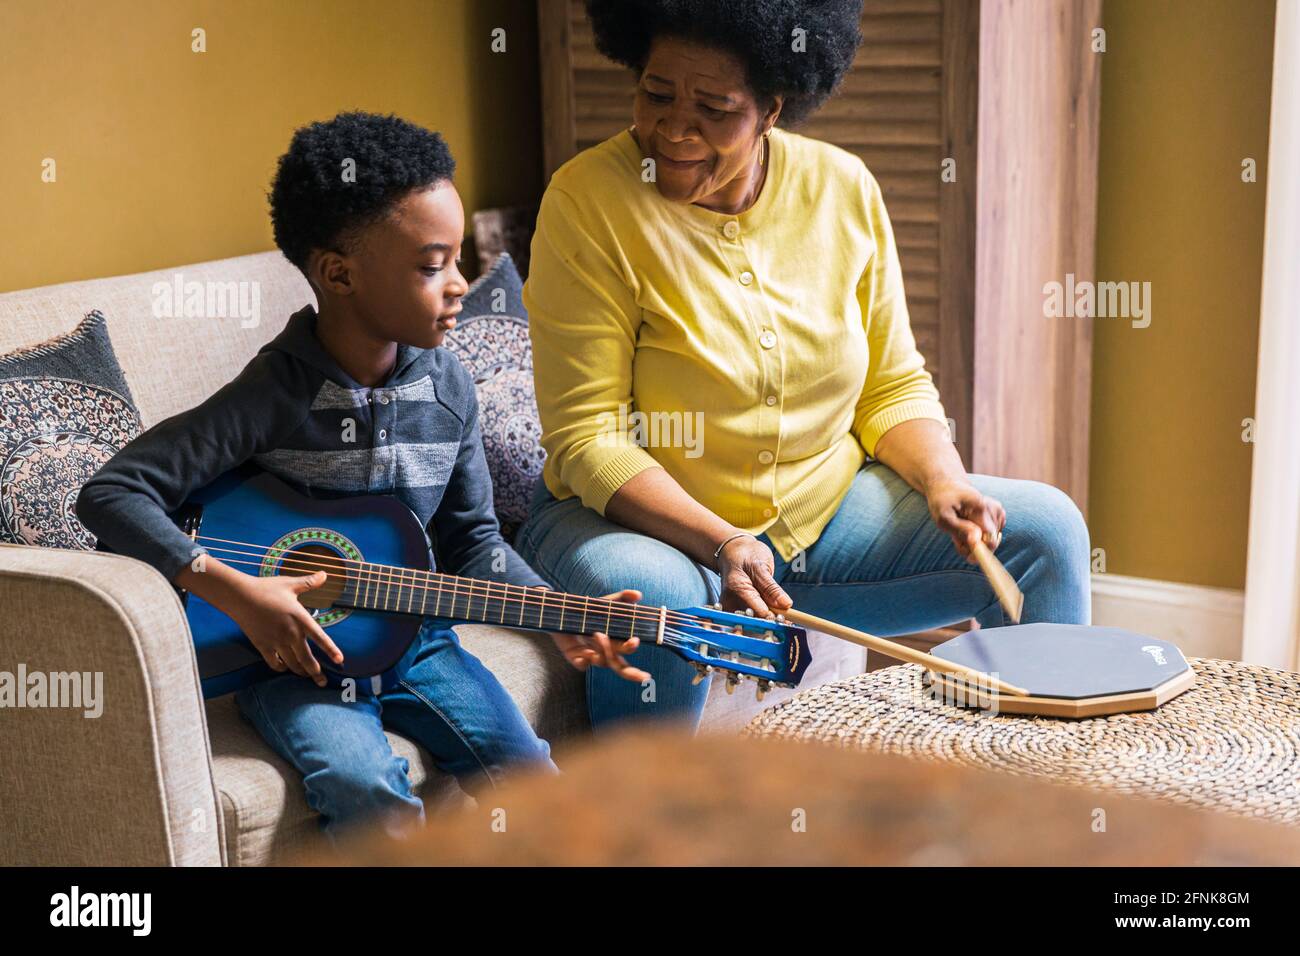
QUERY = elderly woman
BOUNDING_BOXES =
[518,0,1089,731]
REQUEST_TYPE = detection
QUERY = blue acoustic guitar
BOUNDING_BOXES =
[172,468,811,700]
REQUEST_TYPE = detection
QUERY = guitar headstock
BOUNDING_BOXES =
[667,604,811,701]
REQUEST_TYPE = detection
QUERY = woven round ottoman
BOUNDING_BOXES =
[745,657,1300,825]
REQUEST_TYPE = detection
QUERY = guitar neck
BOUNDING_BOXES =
[336,563,665,642]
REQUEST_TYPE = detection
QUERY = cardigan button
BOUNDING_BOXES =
[758,450,774,465]
[722,220,740,240]
[759,330,776,349]
[739,270,754,286]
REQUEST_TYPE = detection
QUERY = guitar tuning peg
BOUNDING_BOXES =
[712,602,722,610]
[755,679,771,702]
[691,664,713,686]
[744,608,755,617]
[775,613,786,623]
[724,672,740,695]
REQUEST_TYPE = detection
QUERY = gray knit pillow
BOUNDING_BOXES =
[0,311,141,549]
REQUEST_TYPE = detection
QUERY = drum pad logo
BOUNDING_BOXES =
[1141,644,1168,666]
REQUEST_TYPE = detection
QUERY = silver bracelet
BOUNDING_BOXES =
[713,532,755,562]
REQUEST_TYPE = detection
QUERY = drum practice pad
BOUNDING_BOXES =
[928,623,1196,718]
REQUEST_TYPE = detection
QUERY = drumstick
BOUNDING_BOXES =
[781,608,1031,697]
[970,537,1024,624]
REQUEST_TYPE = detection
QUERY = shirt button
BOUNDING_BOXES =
[739,270,754,286]
[722,220,740,240]
[759,330,776,349]
[758,450,774,465]
[378,429,387,440]
[762,508,773,519]
[765,394,778,406]
[379,395,390,405]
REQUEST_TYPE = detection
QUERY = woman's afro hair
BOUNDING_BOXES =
[269,111,455,273]
[584,0,863,127]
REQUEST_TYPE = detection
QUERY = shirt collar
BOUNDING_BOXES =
[260,304,424,389]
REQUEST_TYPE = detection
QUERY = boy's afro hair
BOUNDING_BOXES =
[584,0,863,127]
[269,111,455,273]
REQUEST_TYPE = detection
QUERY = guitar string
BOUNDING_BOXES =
[195,534,725,634]
[192,543,788,675]
[198,553,711,655]
[196,540,704,634]
[192,542,748,649]
[190,532,743,633]
[188,532,788,672]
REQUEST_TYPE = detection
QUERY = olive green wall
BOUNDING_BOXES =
[1089,0,1274,589]
[0,0,542,292]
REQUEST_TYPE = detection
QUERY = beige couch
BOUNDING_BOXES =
[0,251,865,866]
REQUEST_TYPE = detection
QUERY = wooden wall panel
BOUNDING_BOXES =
[972,0,1101,511]
[938,0,979,464]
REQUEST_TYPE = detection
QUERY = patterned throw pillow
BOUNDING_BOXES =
[0,310,142,549]
[445,253,545,538]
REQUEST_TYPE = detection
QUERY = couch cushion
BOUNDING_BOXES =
[208,623,587,866]
[0,252,314,429]
[0,310,142,549]
[205,694,459,867]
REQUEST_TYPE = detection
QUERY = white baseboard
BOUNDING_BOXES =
[1090,574,1244,660]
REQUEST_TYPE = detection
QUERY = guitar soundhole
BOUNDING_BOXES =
[280,543,347,610]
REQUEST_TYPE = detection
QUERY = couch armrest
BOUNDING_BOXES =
[0,544,224,865]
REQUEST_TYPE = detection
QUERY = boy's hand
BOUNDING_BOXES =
[548,588,651,684]
[228,570,345,687]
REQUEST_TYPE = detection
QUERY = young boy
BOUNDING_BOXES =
[76,112,648,842]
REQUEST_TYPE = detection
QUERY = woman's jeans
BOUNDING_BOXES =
[515,461,1091,734]
[235,619,557,843]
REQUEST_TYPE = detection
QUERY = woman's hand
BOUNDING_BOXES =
[717,535,792,617]
[603,469,793,618]
[926,479,1006,561]
[548,588,651,684]
[872,420,1006,563]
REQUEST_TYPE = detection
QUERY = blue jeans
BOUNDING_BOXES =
[515,462,1090,734]
[235,620,557,843]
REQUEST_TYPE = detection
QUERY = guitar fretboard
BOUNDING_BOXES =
[338,561,666,642]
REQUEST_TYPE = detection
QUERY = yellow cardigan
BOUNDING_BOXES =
[522,126,947,561]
